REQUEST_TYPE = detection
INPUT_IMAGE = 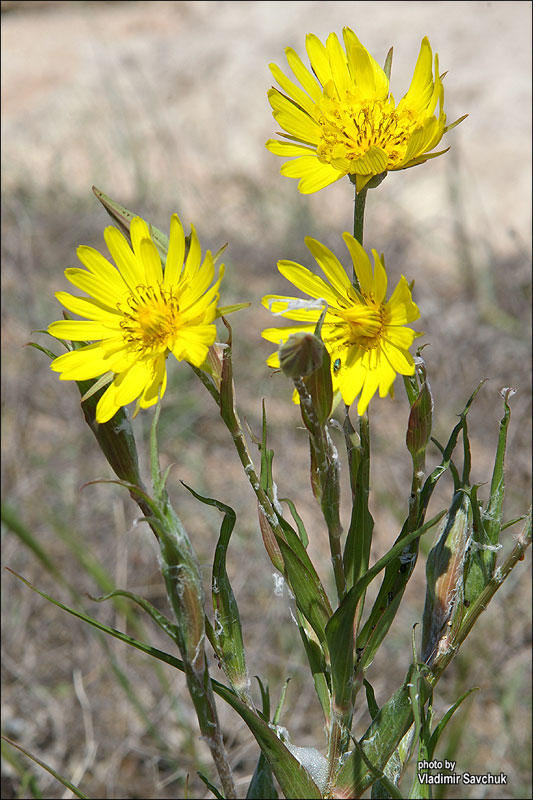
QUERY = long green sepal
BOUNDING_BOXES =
[92,185,171,261]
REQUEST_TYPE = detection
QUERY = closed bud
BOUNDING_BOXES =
[406,368,433,462]
[257,503,284,573]
[78,376,143,489]
[279,332,325,379]
[422,491,472,664]
[204,342,226,390]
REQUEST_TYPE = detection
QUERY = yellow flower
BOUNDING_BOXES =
[266,28,464,193]
[262,234,421,415]
[49,215,224,423]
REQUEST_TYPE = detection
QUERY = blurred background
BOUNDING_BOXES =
[1,1,531,798]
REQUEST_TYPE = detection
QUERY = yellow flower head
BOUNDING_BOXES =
[266,28,464,193]
[262,235,421,415]
[49,215,224,423]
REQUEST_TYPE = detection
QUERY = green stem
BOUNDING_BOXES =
[353,187,368,247]
[326,184,373,785]
[294,376,346,602]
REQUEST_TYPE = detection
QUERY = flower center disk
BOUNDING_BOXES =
[317,97,417,167]
[120,285,180,354]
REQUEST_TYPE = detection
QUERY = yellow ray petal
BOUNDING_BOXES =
[386,277,421,324]
[104,226,145,291]
[48,319,119,341]
[277,260,342,305]
[285,46,323,102]
[163,213,185,289]
[305,237,355,298]
[54,291,121,321]
[139,355,168,408]
[269,61,317,117]
[76,245,127,293]
[305,33,332,87]
[139,237,163,287]
[326,32,352,97]
[63,268,128,309]
[341,234,374,297]
[280,155,343,193]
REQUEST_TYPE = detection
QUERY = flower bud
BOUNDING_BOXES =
[78,377,143,489]
[279,332,325,378]
[257,503,284,573]
[406,370,433,462]
[422,491,472,664]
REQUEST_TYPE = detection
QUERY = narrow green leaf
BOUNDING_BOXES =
[343,408,374,597]
[181,483,250,700]
[364,679,380,720]
[280,497,309,548]
[1,504,65,586]
[25,340,60,360]
[276,515,333,620]
[230,706,321,799]
[427,687,478,758]
[89,588,180,645]
[463,484,493,606]
[357,386,483,672]
[482,390,512,541]
[296,608,331,724]
[259,399,275,495]
[419,382,485,519]
[254,676,271,721]
[8,570,321,798]
[326,513,444,713]
[349,736,405,800]
[246,676,279,799]
[273,679,291,726]
[197,771,225,799]
[6,567,190,669]
[408,655,431,796]
[277,534,332,645]
[1,737,89,799]
[246,753,279,799]
[334,666,431,798]
[1,740,43,798]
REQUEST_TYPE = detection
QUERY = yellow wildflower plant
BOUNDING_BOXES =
[262,234,421,415]
[49,215,225,423]
[266,28,464,193]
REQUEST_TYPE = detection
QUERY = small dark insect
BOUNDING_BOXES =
[333,358,341,374]
[387,591,394,604]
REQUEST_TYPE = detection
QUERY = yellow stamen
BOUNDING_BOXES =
[119,285,180,354]
[317,97,418,167]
